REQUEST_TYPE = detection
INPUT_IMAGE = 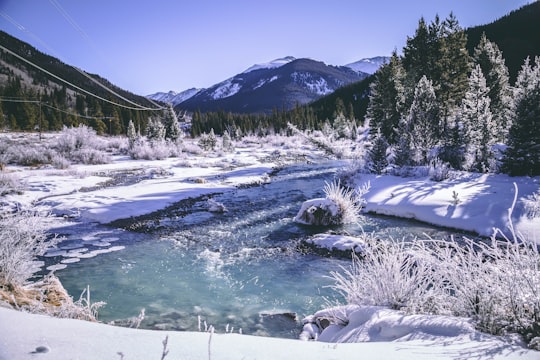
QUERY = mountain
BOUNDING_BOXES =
[345,56,390,75]
[146,88,201,106]
[242,56,297,73]
[465,1,540,82]
[174,57,369,114]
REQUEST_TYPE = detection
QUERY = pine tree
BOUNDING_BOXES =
[222,130,233,152]
[333,113,351,139]
[163,104,182,142]
[406,76,440,165]
[438,13,470,133]
[473,33,511,141]
[368,128,389,174]
[127,119,137,149]
[366,51,406,144]
[503,57,540,176]
[146,117,165,144]
[459,65,496,172]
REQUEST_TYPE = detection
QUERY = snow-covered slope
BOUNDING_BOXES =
[345,56,390,74]
[178,58,367,114]
[146,88,201,106]
[243,56,296,73]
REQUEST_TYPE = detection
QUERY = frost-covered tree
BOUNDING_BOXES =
[367,128,389,174]
[222,130,234,152]
[459,65,496,172]
[473,33,512,141]
[126,119,137,149]
[198,128,217,151]
[503,57,540,176]
[406,76,440,165]
[366,52,406,144]
[333,113,352,139]
[163,105,182,142]
[146,117,166,144]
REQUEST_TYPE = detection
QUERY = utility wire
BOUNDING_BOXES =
[1,9,165,111]
[0,96,116,120]
[0,43,164,111]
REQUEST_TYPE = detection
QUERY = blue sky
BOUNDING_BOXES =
[0,0,533,95]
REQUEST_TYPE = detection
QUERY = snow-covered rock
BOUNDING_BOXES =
[294,198,341,226]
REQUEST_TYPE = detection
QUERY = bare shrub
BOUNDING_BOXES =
[0,210,59,287]
[55,125,111,164]
[0,171,25,195]
[328,185,540,346]
[323,180,370,224]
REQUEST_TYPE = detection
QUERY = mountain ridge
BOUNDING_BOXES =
[147,56,389,113]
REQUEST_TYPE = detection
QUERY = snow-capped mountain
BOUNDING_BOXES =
[176,58,369,114]
[345,56,390,75]
[146,88,201,106]
[147,56,387,114]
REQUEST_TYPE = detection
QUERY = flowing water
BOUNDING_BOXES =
[47,161,464,338]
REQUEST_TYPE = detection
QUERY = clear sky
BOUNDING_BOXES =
[0,0,533,96]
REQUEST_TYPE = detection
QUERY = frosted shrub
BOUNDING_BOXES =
[323,180,369,224]
[0,171,25,195]
[50,154,71,169]
[72,148,111,165]
[129,139,170,160]
[429,158,451,182]
[329,235,448,314]
[295,180,369,226]
[6,144,49,166]
[0,210,59,287]
[56,125,105,154]
[329,188,540,346]
[56,125,111,164]
[523,190,540,219]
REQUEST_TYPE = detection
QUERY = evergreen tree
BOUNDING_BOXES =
[146,117,165,144]
[222,130,234,152]
[438,13,470,133]
[333,113,351,139]
[473,33,512,141]
[163,104,181,142]
[127,119,137,149]
[366,51,406,144]
[459,65,496,172]
[406,76,440,165]
[403,17,434,85]
[503,57,540,176]
[367,128,389,174]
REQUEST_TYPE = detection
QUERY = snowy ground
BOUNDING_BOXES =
[1,135,539,359]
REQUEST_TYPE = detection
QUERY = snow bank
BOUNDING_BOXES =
[357,173,540,243]
[1,306,537,360]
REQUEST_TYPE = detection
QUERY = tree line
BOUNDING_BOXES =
[365,13,539,176]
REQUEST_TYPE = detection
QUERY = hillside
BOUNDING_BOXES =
[0,31,159,134]
[466,1,540,81]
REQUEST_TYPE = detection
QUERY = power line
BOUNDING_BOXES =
[0,96,116,120]
[0,43,164,112]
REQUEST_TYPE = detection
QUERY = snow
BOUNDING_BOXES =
[291,72,333,96]
[243,56,296,73]
[146,88,202,105]
[345,56,390,75]
[357,172,540,243]
[211,79,242,99]
[1,305,537,359]
[305,234,366,253]
[1,135,539,358]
